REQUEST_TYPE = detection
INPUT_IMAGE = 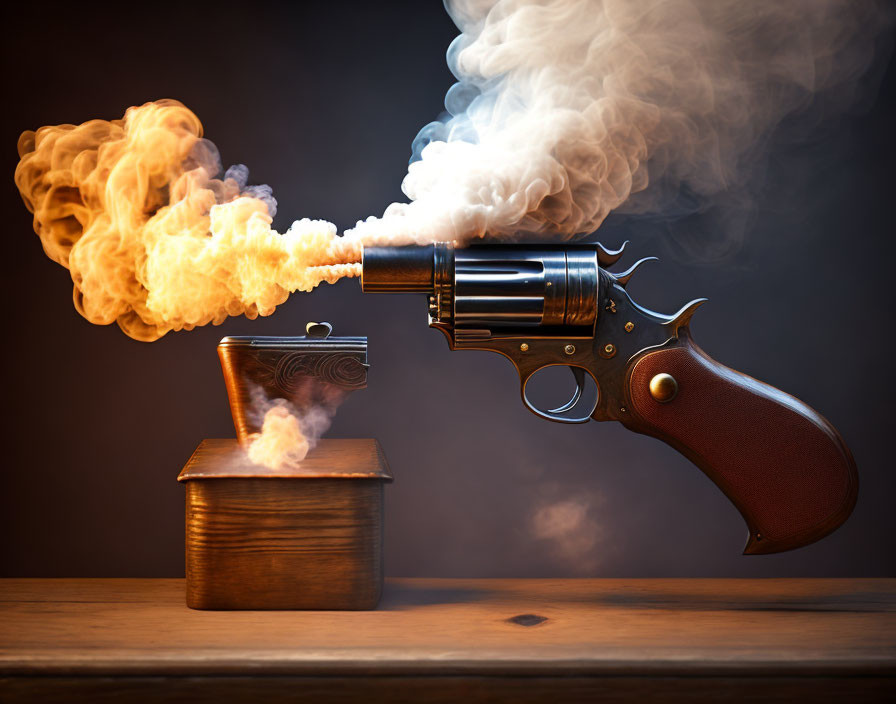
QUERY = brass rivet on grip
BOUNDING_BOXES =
[520,343,529,352]
[602,343,617,358]
[564,344,576,355]
[649,373,678,403]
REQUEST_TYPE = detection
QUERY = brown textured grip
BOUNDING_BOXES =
[625,331,857,554]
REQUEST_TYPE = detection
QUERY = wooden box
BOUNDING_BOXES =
[178,438,392,610]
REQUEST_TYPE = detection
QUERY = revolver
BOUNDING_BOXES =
[360,242,858,554]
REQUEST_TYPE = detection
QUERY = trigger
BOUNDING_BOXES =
[548,367,585,414]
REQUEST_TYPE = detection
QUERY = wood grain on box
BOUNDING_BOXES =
[179,438,392,610]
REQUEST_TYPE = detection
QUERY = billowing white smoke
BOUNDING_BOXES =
[346,0,890,250]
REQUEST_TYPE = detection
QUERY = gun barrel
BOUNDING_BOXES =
[360,245,437,293]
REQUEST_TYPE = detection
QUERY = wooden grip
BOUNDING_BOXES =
[625,331,858,554]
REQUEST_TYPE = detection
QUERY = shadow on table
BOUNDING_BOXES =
[379,580,894,613]
[379,582,494,610]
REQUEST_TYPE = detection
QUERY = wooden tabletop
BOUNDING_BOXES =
[1,578,894,702]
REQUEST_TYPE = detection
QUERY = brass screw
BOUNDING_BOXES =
[624,321,635,332]
[520,343,529,352]
[648,373,679,403]
[564,344,576,355]
[604,343,616,357]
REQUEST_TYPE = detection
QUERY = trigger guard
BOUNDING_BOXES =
[521,365,597,424]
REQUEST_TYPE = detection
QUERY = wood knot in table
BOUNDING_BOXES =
[507,613,548,627]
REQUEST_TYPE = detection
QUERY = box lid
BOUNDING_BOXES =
[218,321,367,355]
[178,438,392,482]
[218,335,367,352]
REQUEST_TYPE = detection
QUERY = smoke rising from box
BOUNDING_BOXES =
[244,385,339,469]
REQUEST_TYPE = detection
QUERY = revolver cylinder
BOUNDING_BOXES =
[360,243,602,333]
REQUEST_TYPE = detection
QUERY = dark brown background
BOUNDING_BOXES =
[2,0,894,578]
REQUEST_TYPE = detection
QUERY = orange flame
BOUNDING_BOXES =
[14,100,360,341]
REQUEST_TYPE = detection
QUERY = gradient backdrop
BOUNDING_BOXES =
[2,0,894,577]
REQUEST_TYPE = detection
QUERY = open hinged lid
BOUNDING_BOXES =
[217,321,370,444]
[178,439,392,482]
[217,321,369,408]
[218,321,367,355]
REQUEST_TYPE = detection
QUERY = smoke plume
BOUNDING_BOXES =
[243,384,340,470]
[247,404,312,470]
[531,485,606,574]
[347,0,890,248]
[246,402,335,470]
[14,100,360,341]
